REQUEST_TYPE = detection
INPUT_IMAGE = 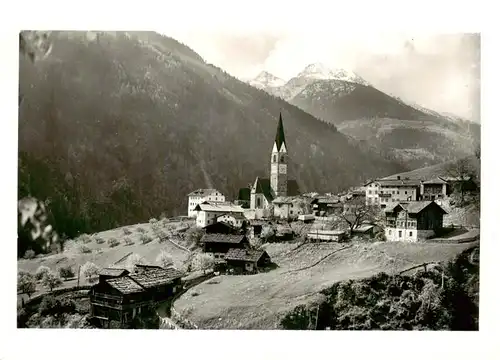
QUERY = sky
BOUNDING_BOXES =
[158,30,480,122]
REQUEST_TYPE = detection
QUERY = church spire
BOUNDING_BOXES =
[275,112,286,151]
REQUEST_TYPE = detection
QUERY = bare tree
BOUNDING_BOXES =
[445,158,477,204]
[333,197,380,235]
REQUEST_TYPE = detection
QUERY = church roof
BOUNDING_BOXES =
[275,112,286,150]
[254,177,274,202]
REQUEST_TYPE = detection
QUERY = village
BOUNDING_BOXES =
[73,113,480,328]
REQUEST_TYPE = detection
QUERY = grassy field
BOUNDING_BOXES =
[18,220,193,302]
[173,240,478,329]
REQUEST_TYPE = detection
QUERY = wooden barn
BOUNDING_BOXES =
[200,233,249,255]
[203,221,240,234]
[224,248,271,274]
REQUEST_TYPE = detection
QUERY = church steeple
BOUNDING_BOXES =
[275,112,286,151]
[270,112,288,197]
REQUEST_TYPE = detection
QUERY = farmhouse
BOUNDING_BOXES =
[89,264,184,328]
[217,213,247,229]
[224,248,271,274]
[203,221,240,235]
[193,201,245,228]
[200,233,249,260]
[187,189,226,218]
[420,177,449,200]
[310,196,342,217]
[307,229,347,242]
[384,200,447,242]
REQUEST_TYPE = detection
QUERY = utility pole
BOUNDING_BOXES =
[77,265,81,287]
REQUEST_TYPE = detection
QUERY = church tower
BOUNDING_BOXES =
[270,113,288,197]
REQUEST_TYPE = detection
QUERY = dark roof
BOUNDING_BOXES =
[218,212,247,221]
[134,264,164,270]
[423,177,448,185]
[287,180,300,196]
[99,268,129,277]
[254,177,274,202]
[238,188,251,202]
[106,276,145,294]
[225,248,268,262]
[203,221,239,232]
[201,233,247,244]
[129,266,184,289]
[188,188,220,197]
[385,201,447,215]
[275,112,286,151]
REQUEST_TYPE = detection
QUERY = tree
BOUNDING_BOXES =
[445,158,477,204]
[41,271,63,292]
[35,265,51,281]
[81,261,100,282]
[156,250,174,269]
[191,253,215,274]
[18,271,37,298]
[333,197,379,235]
[24,249,36,259]
[58,265,75,281]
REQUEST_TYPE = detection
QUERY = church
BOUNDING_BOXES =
[240,113,300,219]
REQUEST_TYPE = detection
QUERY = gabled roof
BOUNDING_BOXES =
[224,248,269,263]
[311,196,339,205]
[274,112,286,151]
[106,276,145,294]
[385,201,447,215]
[194,201,245,213]
[423,177,448,185]
[129,266,184,289]
[253,177,274,202]
[203,221,239,233]
[99,268,129,277]
[201,233,247,244]
[377,179,422,187]
[188,188,221,197]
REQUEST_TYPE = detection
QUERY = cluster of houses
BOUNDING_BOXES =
[186,112,478,244]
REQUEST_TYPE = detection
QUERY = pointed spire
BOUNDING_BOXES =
[274,112,286,151]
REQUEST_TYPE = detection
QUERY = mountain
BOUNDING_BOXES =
[18,31,407,242]
[248,71,286,89]
[248,64,480,169]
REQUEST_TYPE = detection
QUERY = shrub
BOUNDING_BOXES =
[191,253,215,274]
[81,261,100,282]
[18,271,37,298]
[149,218,158,225]
[79,245,92,254]
[123,227,132,236]
[35,266,51,281]
[108,238,120,248]
[124,237,134,246]
[94,236,105,244]
[24,249,36,259]
[77,234,92,244]
[185,228,205,247]
[39,296,76,317]
[58,265,75,280]
[140,234,153,245]
[41,271,63,292]
[156,250,174,269]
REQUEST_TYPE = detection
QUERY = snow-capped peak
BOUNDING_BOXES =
[296,63,370,86]
[249,71,286,88]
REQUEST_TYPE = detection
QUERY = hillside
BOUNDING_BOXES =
[18,31,407,242]
[248,64,480,169]
[173,240,477,329]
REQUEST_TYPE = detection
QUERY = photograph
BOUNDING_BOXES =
[16,30,480,331]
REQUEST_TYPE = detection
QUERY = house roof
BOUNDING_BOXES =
[203,221,239,232]
[106,276,145,294]
[385,201,447,215]
[129,266,184,289]
[423,177,448,185]
[99,268,129,277]
[217,212,247,221]
[194,201,245,213]
[188,188,221,197]
[273,196,293,204]
[377,179,422,187]
[224,248,268,263]
[352,224,375,233]
[275,112,286,151]
[201,233,247,244]
[311,196,340,204]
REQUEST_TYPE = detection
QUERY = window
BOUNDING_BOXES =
[290,211,293,214]
[398,231,402,238]
[280,155,285,162]
[257,197,261,208]
[273,155,276,162]
[405,191,407,194]
[409,231,413,237]
[368,190,372,195]
[392,191,395,194]
[397,191,400,194]
[388,230,392,235]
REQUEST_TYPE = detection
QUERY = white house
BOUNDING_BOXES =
[187,189,225,218]
[272,196,308,220]
[217,213,247,228]
[384,201,447,242]
[365,177,422,208]
[193,201,245,228]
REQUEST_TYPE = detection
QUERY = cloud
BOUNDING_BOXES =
[158,30,480,121]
